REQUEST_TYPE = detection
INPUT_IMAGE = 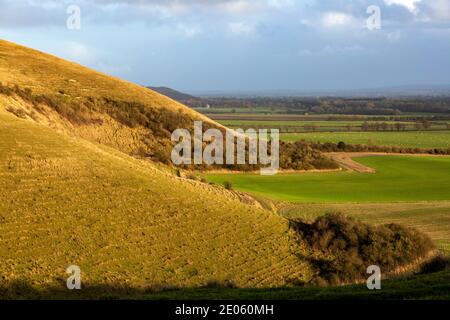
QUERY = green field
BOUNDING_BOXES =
[219,120,404,127]
[219,119,448,133]
[207,156,450,254]
[282,131,450,148]
[206,156,450,203]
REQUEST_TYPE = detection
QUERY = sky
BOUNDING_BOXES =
[0,0,450,93]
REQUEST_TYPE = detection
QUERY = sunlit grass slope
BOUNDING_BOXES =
[0,110,308,290]
[0,39,220,162]
[0,39,201,114]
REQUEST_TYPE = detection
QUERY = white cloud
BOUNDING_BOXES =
[218,0,254,14]
[384,0,422,14]
[63,41,130,76]
[321,12,355,28]
[421,0,450,20]
[228,22,255,35]
[267,0,294,9]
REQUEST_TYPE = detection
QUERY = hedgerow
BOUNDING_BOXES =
[290,213,435,285]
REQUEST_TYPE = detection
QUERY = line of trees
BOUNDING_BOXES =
[311,141,450,155]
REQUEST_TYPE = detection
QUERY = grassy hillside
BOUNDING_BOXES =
[0,41,202,112]
[206,156,450,203]
[0,40,339,171]
[0,110,309,292]
[0,39,219,163]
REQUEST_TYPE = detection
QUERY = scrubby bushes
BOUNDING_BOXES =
[0,83,340,170]
[311,140,450,155]
[0,83,99,125]
[201,279,236,289]
[279,141,340,170]
[223,181,233,190]
[290,213,435,285]
[6,106,27,118]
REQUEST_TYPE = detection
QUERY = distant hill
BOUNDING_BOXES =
[186,85,450,99]
[147,86,200,102]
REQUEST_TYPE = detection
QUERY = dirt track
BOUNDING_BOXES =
[327,152,376,173]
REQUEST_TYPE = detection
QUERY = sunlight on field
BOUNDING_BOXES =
[206,156,450,203]
[282,131,450,148]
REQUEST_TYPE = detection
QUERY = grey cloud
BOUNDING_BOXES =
[0,0,448,29]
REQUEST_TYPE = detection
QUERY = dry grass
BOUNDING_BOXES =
[0,40,208,118]
[0,39,222,164]
[0,110,310,290]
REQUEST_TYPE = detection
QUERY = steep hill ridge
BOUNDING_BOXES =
[0,108,308,291]
[0,40,309,292]
[0,39,219,162]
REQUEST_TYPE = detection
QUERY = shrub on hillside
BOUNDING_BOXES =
[152,146,171,164]
[6,106,27,118]
[279,141,340,170]
[201,279,236,289]
[290,213,435,285]
[186,173,199,181]
[224,181,233,190]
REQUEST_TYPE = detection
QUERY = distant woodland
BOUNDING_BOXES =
[184,96,450,116]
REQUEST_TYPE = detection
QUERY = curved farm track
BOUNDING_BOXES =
[326,152,377,173]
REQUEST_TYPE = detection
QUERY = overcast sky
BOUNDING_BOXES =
[1,0,450,93]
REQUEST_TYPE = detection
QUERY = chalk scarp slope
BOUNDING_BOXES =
[0,109,309,292]
[0,39,220,163]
